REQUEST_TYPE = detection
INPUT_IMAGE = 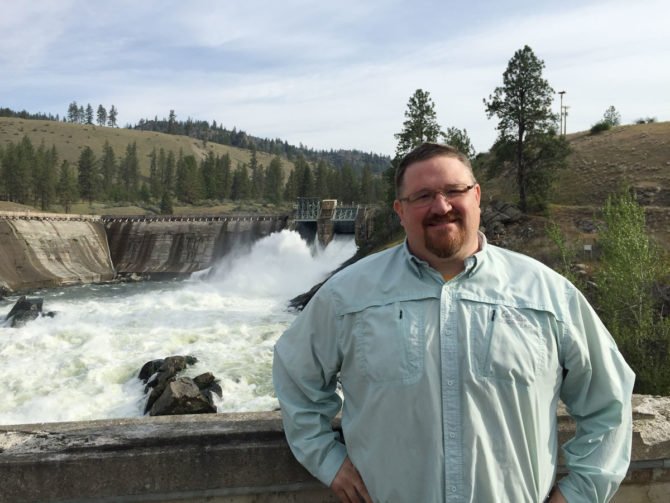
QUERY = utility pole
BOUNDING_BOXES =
[558,91,566,135]
[562,105,570,136]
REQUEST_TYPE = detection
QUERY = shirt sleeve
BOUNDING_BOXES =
[557,288,636,502]
[272,283,348,486]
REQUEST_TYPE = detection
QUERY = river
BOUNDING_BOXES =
[0,229,357,425]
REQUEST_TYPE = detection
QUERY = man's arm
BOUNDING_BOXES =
[557,289,635,502]
[272,285,350,487]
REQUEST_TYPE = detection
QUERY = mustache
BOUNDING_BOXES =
[423,212,461,226]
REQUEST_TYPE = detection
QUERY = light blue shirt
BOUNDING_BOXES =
[273,234,634,502]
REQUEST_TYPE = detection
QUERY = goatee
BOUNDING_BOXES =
[422,212,466,259]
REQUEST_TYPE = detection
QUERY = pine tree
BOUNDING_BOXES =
[56,160,78,213]
[85,104,94,125]
[159,191,174,214]
[118,142,139,199]
[77,146,99,204]
[96,105,107,126]
[394,89,443,161]
[314,160,331,199]
[200,151,217,199]
[67,101,79,123]
[107,105,118,127]
[484,45,569,212]
[264,156,283,204]
[164,150,176,193]
[359,164,375,203]
[231,164,250,200]
[149,148,162,199]
[100,141,117,200]
[216,153,232,199]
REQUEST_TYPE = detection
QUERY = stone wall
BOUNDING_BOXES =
[0,396,668,502]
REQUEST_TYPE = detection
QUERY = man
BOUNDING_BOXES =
[273,142,634,502]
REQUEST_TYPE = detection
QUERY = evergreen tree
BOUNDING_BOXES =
[168,110,177,134]
[164,150,176,193]
[118,142,140,199]
[394,89,443,161]
[96,104,107,126]
[175,154,202,203]
[359,164,375,203]
[77,146,99,204]
[78,105,85,124]
[200,151,218,199]
[67,101,79,123]
[85,104,94,125]
[100,141,117,200]
[484,45,569,212]
[314,159,331,199]
[442,126,476,159]
[264,156,283,204]
[216,152,232,199]
[56,160,78,213]
[283,167,298,201]
[339,163,359,203]
[231,164,250,200]
[149,148,162,199]
[107,105,118,127]
[159,191,174,214]
[33,143,58,210]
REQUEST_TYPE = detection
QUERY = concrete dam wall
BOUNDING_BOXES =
[104,215,289,275]
[0,212,289,292]
[0,213,115,293]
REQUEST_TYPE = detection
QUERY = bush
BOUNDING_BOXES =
[590,120,612,134]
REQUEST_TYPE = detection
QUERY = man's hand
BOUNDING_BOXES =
[547,486,568,503]
[330,456,373,503]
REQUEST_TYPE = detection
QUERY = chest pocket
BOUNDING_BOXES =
[470,304,546,387]
[353,301,425,385]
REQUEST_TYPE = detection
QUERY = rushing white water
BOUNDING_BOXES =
[0,230,357,426]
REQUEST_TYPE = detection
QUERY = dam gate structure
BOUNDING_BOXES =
[293,197,371,246]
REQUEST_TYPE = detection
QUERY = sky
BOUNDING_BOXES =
[1,0,668,157]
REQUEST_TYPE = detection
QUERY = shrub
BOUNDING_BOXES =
[590,120,612,134]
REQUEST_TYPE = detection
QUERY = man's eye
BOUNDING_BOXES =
[413,192,431,201]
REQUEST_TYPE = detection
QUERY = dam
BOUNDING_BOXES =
[0,200,370,292]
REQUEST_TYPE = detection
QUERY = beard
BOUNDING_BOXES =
[422,212,466,259]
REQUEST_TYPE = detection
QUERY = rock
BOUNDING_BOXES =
[138,356,221,416]
[148,377,217,416]
[575,218,596,233]
[139,355,198,413]
[4,296,55,327]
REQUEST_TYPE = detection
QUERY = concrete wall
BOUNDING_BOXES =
[1,396,668,502]
[104,216,289,275]
[0,213,115,292]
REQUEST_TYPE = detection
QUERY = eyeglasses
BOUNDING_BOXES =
[398,184,476,207]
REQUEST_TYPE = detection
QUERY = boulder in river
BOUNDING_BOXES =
[138,355,222,416]
[4,296,56,328]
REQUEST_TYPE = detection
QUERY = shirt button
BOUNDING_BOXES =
[451,486,457,493]
[447,380,454,386]
[449,432,456,438]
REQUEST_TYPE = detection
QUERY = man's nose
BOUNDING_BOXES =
[430,191,453,212]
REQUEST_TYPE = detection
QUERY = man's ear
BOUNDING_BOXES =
[393,199,405,228]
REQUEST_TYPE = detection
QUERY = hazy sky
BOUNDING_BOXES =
[1,0,668,156]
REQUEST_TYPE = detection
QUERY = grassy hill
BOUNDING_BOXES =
[0,117,295,180]
[478,121,670,259]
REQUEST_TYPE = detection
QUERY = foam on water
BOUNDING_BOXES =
[0,230,356,425]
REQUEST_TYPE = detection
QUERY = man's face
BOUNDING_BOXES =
[393,155,481,267]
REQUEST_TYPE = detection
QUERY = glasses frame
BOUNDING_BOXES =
[398,184,476,207]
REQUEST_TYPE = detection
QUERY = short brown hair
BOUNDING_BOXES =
[395,142,475,197]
